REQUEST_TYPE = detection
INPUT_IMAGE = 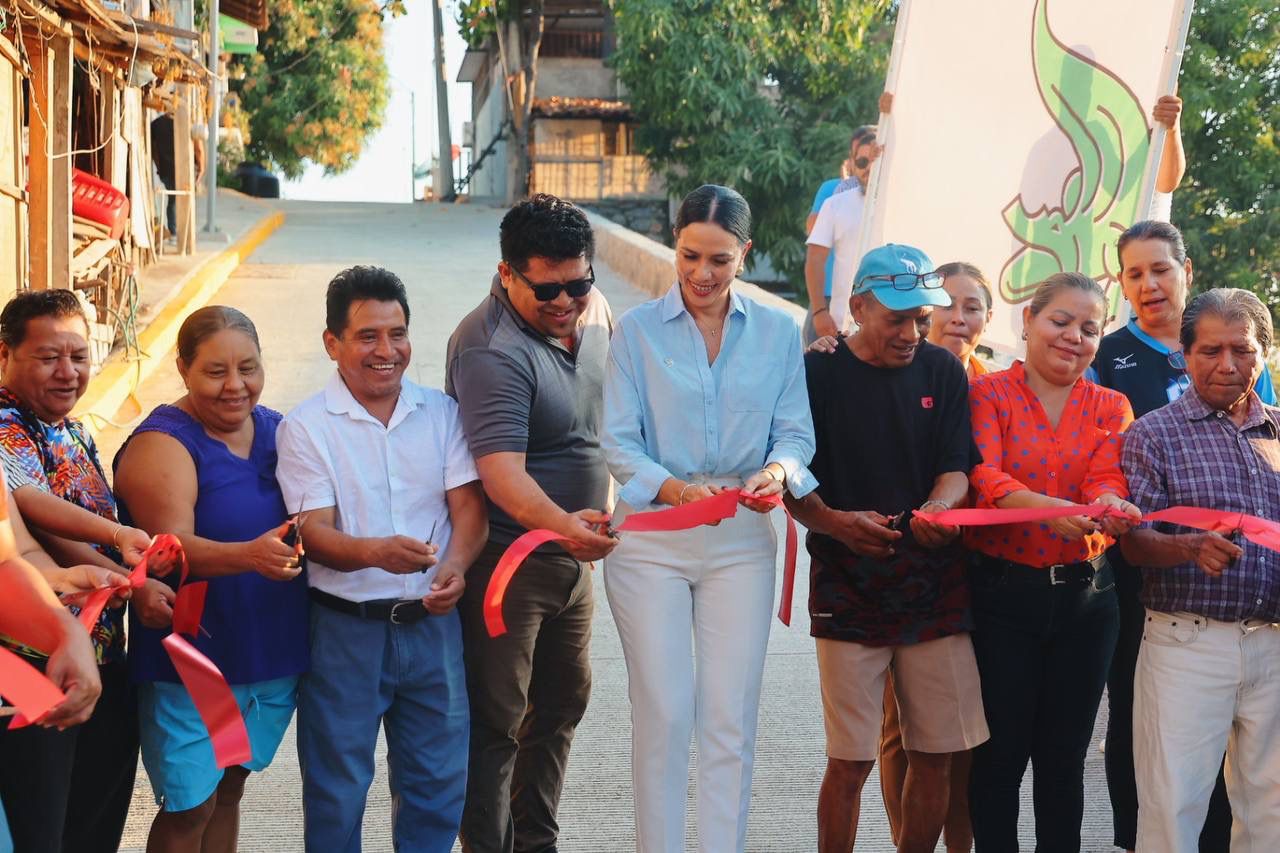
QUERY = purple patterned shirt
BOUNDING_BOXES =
[1122,388,1280,621]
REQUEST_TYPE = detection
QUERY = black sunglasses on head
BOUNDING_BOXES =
[510,264,596,302]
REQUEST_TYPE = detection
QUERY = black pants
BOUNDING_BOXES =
[0,658,139,853]
[457,540,592,853]
[1103,548,1232,851]
[968,556,1119,853]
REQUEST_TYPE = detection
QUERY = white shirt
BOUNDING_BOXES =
[276,371,479,603]
[806,186,865,332]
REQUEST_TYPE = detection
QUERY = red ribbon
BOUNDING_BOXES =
[73,534,188,633]
[483,489,798,637]
[913,504,1280,554]
[162,634,252,768]
[18,534,246,765]
[0,645,65,724]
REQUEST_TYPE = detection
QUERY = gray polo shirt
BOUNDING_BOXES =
[445,276,613,546]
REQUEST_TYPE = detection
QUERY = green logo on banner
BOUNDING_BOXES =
[999,0,1151,315]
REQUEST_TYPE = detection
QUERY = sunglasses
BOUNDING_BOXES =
[509,264,596,302]
[863,271,944,291]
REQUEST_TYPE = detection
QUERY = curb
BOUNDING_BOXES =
[73,210,286,434]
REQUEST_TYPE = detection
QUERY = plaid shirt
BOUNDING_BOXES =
[1122,388,1280,621]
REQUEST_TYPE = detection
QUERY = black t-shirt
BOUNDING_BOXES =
[804,340,981,645]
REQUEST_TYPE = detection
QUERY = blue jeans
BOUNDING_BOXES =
[298,602,469,853]
[967,556,1119,853]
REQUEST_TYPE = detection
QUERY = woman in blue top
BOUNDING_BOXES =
[113,306,308,851]
[603,185,816,852]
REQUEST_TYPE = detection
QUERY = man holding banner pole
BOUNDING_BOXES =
[1120,288,1280,852]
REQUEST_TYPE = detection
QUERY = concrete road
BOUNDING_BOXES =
[100,200,1119,851]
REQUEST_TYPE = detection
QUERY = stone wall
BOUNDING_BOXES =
[583,198,670,246]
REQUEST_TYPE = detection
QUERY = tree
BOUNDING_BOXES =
[457,0,546,203]
[1174,0,1279,310]
[609,0,894,290]
[235,0,404,180]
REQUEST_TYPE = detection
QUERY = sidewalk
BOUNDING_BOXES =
[73,189,283,435]
[102,200,1118,852]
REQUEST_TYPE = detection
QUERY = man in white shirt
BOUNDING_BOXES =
[806,186,867,336]
[276,265,489,853]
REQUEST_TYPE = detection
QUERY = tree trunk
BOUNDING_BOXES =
[500,3,545,203]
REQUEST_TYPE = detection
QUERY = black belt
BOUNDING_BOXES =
[309,588,430,624]
[974,552,1108,587]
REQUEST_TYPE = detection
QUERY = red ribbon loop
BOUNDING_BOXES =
[483,488,798,637]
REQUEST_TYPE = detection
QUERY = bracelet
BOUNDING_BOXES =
[812,307,830,316]
[677,483,697,505]
[111,524,125,547]
[760,467,782,483]
[919,500,949,513]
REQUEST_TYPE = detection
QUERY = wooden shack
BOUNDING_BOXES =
[1,0,209,365]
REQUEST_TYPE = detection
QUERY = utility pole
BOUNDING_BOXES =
[431,0,455,201]
[203,1,221,234]
[410,91,416,201]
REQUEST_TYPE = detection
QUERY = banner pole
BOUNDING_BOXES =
[1136,0,1196,219]
[845,0,913,331]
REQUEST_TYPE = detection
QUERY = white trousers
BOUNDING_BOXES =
[604,502,777,853]
[1134,609,1280,853]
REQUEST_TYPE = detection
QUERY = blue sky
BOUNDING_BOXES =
[283,4,471,203]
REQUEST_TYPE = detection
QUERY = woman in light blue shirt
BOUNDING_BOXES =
[603,184,816,852]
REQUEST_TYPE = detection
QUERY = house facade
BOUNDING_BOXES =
[456,1,667,237]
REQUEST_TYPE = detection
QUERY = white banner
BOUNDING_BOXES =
[857,0,1193,355]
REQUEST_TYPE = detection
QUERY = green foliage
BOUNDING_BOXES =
[456,0,516,50]
[609,0,894,291]
[236,0,403,180]
[1174,0,1279,310]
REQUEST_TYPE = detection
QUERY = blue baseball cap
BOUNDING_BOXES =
[853,244,953,311]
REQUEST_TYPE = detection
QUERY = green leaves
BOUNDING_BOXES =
[611,0,893,291]
[237,0,397,179]
[1175,0,1279,308]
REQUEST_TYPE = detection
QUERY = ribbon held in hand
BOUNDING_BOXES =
[75,533,188,632]
[913,503,1280,555]
[483,488,798,637]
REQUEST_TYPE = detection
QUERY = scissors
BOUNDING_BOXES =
[282,493,308,569]
[421,520,438,573]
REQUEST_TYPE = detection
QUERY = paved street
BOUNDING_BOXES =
[101,200,1118,851]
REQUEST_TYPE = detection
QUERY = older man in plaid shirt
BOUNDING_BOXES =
[1120,287,1280,853]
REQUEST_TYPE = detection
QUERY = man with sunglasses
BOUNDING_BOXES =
[786,244,988,852]
[446,194,617,853]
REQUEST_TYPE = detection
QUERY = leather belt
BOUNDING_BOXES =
[309,588,430,624]
[974,552,1108,586]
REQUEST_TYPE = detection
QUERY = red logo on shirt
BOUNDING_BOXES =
[921,397,934,409]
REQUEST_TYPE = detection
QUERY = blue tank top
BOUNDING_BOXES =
[117,404,309,684]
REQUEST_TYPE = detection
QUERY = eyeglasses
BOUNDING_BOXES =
[1167,351,1192,394]
[509,264,596,302]
[862,271,944,291]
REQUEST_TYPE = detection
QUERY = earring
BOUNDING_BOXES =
[1021,330,1027,341]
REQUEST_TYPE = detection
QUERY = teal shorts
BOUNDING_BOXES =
[138,675,298,812]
